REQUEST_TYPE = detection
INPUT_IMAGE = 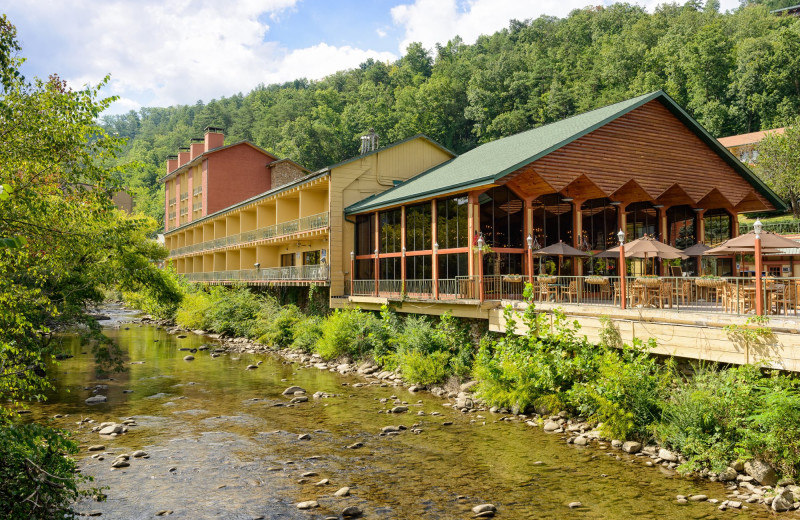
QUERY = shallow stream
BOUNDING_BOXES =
[28,307,795,519]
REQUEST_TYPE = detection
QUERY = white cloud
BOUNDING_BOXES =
[391,0,743,54]
[10,0,396,114]
[376,28,388,38]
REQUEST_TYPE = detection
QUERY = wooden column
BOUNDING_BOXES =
[374,211,380,297]
[526,199,534,285]
[467,192,476,277]
[401,206,407,295]
[431,200,439,299]
[696,209,706,244]
[657,206,668,243]
[728,209,739,238]
[572,199,585,276]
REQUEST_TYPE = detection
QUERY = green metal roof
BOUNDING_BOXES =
[345,90,788,214]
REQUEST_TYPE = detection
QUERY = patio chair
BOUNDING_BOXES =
[537,281,552,302]
[674,279,691,306]
[612,281,621,306]
[564,280,578,303]
[598,279,611,302]
[657,281,673,309]
[774,283,796,316]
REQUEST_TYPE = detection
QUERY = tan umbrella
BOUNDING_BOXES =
[704,231,800,255]
[623,236,688,260]
[681,243,711,257]
[533,240,588,276]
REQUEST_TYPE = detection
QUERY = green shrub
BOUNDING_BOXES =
[396,349,451,385]
[741,379,800,477]
[315,308,386,360]
[258,305,303,347]
[0,423,98,519]
[291,316,324,352]
[204,285,275,338]
[175,288,220,330]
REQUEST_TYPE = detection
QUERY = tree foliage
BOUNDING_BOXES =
[102,4,800,228]
[756,121,800,217]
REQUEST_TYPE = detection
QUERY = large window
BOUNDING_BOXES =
[483,253,523,276]
[667,205,697,249]
[406,203,432,251]
[581,198,618,250]
[480,186,524,248]
[355,214,374,256]
[303,250,320,265]
[625,201,657,240]
[532,193,572,246]
[437,195,468,249]
[438,252,467,279]
[379,257,402,280]
[355,259,373,279]
[704,208,732,246]
[379,208,402,253]
[406,255,432,280]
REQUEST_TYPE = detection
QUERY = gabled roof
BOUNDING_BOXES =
[267,157,310,174]
[159,140,278,183]
[314,133,456,175]
[717,127,785,148]
[345,91,787,214]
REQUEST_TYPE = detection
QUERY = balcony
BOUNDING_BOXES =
[193,186,203,196]
[168,197,176,206]
[182,264,328,284]
[180,192,189,201]
[168,211,329,257]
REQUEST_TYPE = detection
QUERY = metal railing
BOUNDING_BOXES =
[168,211,329,257]
[182,264,328,283]
[740,220,800,236]
[346,274,800,317]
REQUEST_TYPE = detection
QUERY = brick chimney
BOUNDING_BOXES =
[166,155,178,174]
[190,137,205,160]
[178,146,190,167]
[204,126,224,152]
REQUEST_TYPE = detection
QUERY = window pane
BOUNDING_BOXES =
[437,252,468,279]
[355,214,374,255]
[479,186,524,248]
[437,195,468,249]
[379,208,402,253]
[406,203,432,251]
[406,255,432,279]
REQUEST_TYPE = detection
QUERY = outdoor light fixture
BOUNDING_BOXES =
[617,229,625,245]
[693,207,704,213]
[432,243,438,254]
[609,201,622,206]
[254,262,260,269]
[477,235,485,249]
[754,218,763,237]
[653,204,664,209]
[402,246,407,256]
[374,248,379,258]
[562,197,574,203]
[350,251,354,261]
[527,234,533,249]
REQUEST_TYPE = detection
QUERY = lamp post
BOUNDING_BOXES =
[402,246,407,297]
[754,218,764,316]
[374,248,379,297]
[477,235,485,303]
[350,251,354,296]
[527,234,534,288]
[618,229,627,310]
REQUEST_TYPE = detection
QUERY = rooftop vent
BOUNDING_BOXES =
[360,128,378,155]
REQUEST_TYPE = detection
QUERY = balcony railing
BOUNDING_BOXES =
[740,220,800,236]
[347,275,800,318]
[180,207,188,216]
[168,211,329,256]
[180,192,189,201]
[182,264,328,283]
[168,197,176,206]
[193,186,203,196]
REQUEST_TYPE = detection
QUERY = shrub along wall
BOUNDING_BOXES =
[133,281,800,480]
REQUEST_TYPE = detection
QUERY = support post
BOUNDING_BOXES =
[477,235,485,303]
[527,235,534,288]
[431,200,439,300]
[374,212,379,297]
[618,229,627,310]
[754,219,764,316]
[350,252,355,296]
[401,206,407,296]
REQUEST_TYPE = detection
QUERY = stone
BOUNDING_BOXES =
[183,355,194,361]
[573,436,589,446]
[622,441,642,454]
[719,467,738,482]
[334,487,350,497]
[155,510,173,516]
[658,448,678,462]
[99,424,122,435]
[727,501,742,509]
[85,396,107,404]
[474,512,495,518]
[297,433,311,440]
[688,495,708,502]
[282,386,306,395]
[296,501,319,510]
[611,440,622,448]
[472,504,496,514]
[731,460,745,472]
[132,450,147,458]
[291,396,309,404]
[543,420,560,432]
[568,502,583,509]
[341,506,363,518]
[390,406,408,413]
[773,489,794,512]
[346,442,363,449]
[314,479,329,486]
[744,460,778,487]
[88,445,105,452]
[110,460,129,468]
[460,381,479,392]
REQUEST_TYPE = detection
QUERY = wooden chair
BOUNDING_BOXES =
[598,280,611,302]
[774,283,795,316]
[657,281,673,309]
[674,280,692,306]
[537,281,552,302]
[564,280,578,303]
[612,281,621,306]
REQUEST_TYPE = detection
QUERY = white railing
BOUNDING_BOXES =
[168,212,329,257]
[182,264,328,283]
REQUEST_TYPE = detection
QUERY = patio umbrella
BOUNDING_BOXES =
[704,231,800,255]
[596,237,686,275]
[681,242,711,275]
[532,240,588,276]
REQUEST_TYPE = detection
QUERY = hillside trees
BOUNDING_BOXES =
[756,122,800,218]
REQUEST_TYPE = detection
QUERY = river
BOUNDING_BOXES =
[27,307,787,519]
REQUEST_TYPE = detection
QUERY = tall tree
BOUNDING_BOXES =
[756,122,800,218]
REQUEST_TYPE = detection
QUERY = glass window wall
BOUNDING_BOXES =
[667,205,697,249]
[479,186,524,248]
[436,195,468,249]
[406,203,432,251]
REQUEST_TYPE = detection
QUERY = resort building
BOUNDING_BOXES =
[717,127,785,164]
[163,134,454,287]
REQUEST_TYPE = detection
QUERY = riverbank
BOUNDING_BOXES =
[138,311,800,515]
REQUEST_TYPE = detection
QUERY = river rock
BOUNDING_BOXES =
[132,450,147,458]
[85,395,107,404]
[744,459,777,486]
[291,396,309,403]
[543,420,560,432]
[111,460,130,468]
[298,433,311,440]
[334,487,350,496]
[183,355,194,361]
[460,381,479,392]
[381,425,400,433]
[658,448,678,462]
[573,436,589,446]
[622,441,642,454]
[719,467,738,482]
[568,502,583,509]
[688,495,707,502]
[390,406,408,413]
[296,501,319,510]
[282,386,306,395]
[99,424,123,435]
[88,445,105,451]
[773,490,794,512]
[472,504,496,514]
[341,506,363,518]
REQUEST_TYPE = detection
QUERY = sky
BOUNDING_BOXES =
[5,0,741,115]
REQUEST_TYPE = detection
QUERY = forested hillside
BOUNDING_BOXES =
[102,1,800,228]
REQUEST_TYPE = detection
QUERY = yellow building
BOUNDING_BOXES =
[163,135,454,290]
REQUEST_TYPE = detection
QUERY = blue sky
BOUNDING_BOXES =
[4,0,740,115]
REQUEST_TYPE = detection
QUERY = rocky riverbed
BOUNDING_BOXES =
[27,306,800,519]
